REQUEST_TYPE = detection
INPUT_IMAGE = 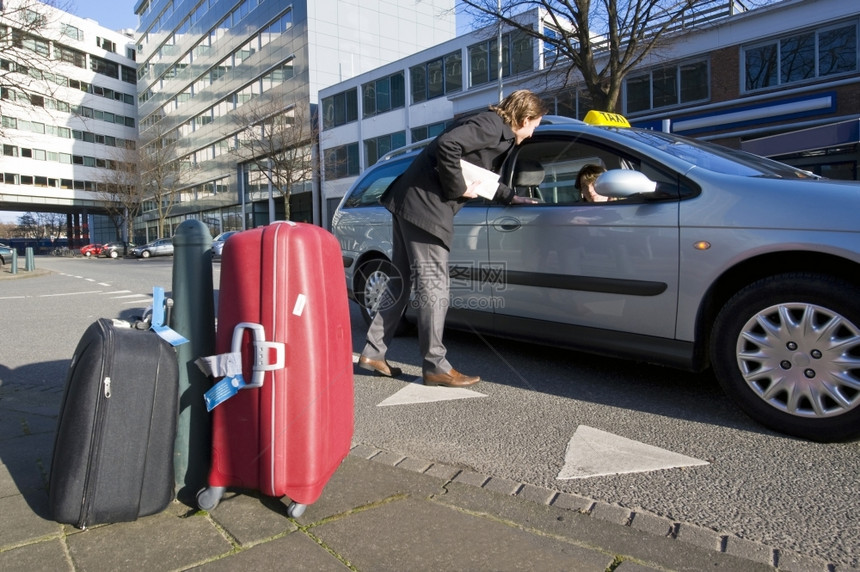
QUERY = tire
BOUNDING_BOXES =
[353,256,410,334]
[84,251,92,257]
[711,273,860,441]
[109,250,118,259]
[141,250,151,258]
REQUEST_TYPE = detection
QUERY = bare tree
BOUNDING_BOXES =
[14,211,61,238]
[459,0,767,112]
[232,99,315,222]
[97,145,146,245]
[138,124,192,238]
[14,212,40,238]
[0,221,17,239]
[42,212,65,239]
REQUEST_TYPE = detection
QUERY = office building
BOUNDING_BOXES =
[0,0,138,245]
[133,0,456,241]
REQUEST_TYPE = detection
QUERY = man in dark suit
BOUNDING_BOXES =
[358,90,548,387]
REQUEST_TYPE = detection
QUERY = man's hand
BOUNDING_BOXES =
[462,180,481,199]
[510,195,539,205]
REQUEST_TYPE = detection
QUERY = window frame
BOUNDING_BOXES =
[742,19,859,93]
[624,58,710,114]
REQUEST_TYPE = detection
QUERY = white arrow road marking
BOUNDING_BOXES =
[557,425,709,480]
[377,380,487,406]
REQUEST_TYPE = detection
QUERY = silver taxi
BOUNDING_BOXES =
[331,113,860,442]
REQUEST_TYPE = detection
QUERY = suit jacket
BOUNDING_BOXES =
[380,111,517,249]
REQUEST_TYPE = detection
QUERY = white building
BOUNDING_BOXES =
[318,0,860,226]
[0,0,138,245]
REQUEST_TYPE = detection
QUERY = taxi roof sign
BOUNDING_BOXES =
[583,110,631,128]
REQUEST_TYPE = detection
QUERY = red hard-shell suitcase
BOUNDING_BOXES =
[197,222,353,517]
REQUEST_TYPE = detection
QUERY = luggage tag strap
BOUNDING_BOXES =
[231,322,285,389]
[198,351,245,412]
[198,322,285,411]
[150,286,189,346]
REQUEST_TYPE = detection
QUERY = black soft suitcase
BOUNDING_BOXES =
[49,318,179,528]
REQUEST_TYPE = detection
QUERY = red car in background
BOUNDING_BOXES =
[80,244,104,257]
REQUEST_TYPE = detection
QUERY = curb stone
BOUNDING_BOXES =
[350,443,852,571]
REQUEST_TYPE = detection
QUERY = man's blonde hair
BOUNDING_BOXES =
[491,90,549,128]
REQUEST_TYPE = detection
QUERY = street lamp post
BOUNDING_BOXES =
[497,0,503,103]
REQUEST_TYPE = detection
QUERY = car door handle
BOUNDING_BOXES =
[493,217,521,232]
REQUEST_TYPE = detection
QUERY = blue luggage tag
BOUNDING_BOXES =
[150,287,189,346]
[204,374,247,411]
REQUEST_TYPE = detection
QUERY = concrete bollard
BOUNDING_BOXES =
[171,220,216,503]
[10,250,18,274]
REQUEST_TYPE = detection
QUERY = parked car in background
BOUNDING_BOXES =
[211,230,239,259]
[100,241,134,259]
[331,111,860,442]
[80,244,104,257]
[0,243,13,265]
[131,238,173,258]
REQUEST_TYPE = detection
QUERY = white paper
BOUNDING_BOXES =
[459,160,499,200]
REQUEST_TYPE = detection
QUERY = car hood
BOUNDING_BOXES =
[682,170,860,233]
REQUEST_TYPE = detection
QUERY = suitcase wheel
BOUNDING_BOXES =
[287,502,307,518]
[196,486,225,511]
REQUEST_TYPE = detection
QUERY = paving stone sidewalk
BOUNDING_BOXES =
[0,376,849,571]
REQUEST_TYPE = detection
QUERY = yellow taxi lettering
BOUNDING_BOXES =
[583,110,631,128]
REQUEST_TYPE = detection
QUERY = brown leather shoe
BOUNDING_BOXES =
[358,355,402,378]
[422,369,480,387]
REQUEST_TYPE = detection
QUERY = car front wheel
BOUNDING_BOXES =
[110,250,118,259]
[711,273,860,441]
[141,250,151,258]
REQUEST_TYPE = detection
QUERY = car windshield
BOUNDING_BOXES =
[615,128,817,179]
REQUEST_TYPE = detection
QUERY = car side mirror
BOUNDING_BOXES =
[594,169,657,198]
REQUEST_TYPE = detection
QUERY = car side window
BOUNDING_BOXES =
[342,157,413,208]
[510,137,683,204]
[510,139,626,205]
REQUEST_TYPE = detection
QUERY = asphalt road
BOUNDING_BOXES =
[2,255,857,569]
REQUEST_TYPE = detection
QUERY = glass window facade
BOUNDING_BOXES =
[322,89,359,130]
[743,20,858,91]
[324,144,360,180]
[362,73,406,118]
[364,131,406,166]
[468,29,533,87]
[625,59,709,113]
[410,50,462,104]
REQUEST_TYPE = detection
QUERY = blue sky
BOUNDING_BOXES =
[68,0,138,31]
[66,0,474,35]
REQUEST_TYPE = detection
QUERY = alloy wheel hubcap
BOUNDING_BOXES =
[736,302,860,419]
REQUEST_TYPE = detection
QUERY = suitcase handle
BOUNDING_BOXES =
[231,322,285,389]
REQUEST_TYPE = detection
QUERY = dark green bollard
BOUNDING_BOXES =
[25,247,35,271]
[171,220,216,503]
